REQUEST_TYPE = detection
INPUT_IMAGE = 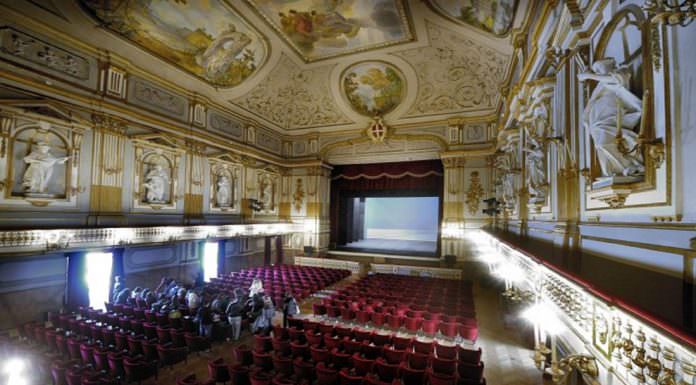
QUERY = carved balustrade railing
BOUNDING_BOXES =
[0,223,303,255]
[483,231,696,385]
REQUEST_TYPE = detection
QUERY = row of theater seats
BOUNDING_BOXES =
[13,264,352,384]
[18,308,212,384]
[208,265,351,306]
[312,276,478,342]
[328,274,476,317]
[312,304,479,342]
[178,318,485,385]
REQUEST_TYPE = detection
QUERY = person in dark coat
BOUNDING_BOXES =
[282,291,299,328]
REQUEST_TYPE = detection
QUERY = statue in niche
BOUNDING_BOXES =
[259,176,274,210]
[22,141,70,196]
[494,155,515,209]
[216,174,232,208]
[143,164,169,203]
[579,58,645,180]
[524,107,548,203]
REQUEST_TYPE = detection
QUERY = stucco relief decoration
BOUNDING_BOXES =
[232,56,351,129]
[342,61,404,117]
[293,178,305,212]
[393,23,509,116]
[80,0,267,87]
[366,117,388,143]
[132,79,186,116]
[209,112,243,139]
[465,171,484,215]
[0,27,90,80]
[426,0,518,36]
[247,0,413,62]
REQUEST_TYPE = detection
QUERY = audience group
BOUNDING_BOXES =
[109,272,300,342]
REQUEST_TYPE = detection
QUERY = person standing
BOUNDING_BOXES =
[226,294,244,341]
[197,301,213,338]
[282,291,299,328]
[253,297,275,335]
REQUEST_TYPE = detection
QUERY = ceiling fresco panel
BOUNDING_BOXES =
[79,0,268,88]
[426,0,518,36]
[342,61,404,117]
[246,0,414,62]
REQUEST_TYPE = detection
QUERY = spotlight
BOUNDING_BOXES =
[4,358,28,385]
[3,358,25,374]
[522,302,565,335]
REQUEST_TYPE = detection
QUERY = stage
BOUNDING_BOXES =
[334,238,438,258]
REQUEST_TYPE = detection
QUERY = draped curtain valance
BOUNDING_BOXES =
[330,159,444,194]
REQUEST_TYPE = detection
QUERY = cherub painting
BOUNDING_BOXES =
[250,0,413,61]
[80,0,267,87]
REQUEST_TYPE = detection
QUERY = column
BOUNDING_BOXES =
[88,114,126,223]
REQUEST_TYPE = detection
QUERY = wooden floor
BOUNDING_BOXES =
[134,274,549,385]
[342,238,437,254]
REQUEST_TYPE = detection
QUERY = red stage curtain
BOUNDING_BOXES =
[330,160,444,249]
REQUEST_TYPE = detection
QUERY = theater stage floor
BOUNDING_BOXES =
[338,238,438,256]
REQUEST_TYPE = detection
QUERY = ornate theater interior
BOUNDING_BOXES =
[0,0,694,384]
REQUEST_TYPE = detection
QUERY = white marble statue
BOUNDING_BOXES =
[143,164,169,203]
[495,155,516,209]
[524,110,548,201]
[578,58,645,178]
[259,178,273,209]
[22,142,70,194]
[216,174,232,207]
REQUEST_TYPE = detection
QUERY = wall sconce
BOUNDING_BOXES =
[494,263,531,301]
[522,302,566,378]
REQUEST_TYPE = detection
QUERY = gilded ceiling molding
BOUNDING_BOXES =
[393,22,510,117]
[231,55,352,130]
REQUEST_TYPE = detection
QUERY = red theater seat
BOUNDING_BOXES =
[207,357,231,384]
[316,362,339,385]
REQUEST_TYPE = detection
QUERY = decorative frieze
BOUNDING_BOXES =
[129,78,187,117]
[208,111,243,139]
[0,27,90,80]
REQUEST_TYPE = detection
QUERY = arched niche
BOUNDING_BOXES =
[9,124,70,199]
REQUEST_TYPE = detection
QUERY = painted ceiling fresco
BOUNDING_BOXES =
[342,61,404,117]
[427,0,518,36]
[79,0,267,87]
[246,0,413,62]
